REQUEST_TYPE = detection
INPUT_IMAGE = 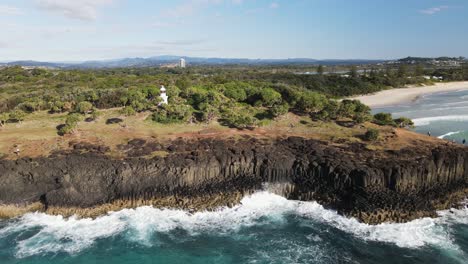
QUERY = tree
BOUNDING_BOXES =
[175,77,192,92]
[223,83,248,101]
[75,101,94,114]
[152,104,193,124]
[349,66,358,78]
[8,110,26,123]
[259,88,282,107]
[414,64,425,77]
[296,91,326,114]
[317,65,324,75]
[397,64,408,78]
[199,104,219,123]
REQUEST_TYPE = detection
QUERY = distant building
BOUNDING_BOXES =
[159,85,168,105]
[179,58,186,68]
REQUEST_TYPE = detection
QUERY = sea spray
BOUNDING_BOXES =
[1,192,467,260]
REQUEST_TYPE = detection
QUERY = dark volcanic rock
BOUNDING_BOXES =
[0,137,467,224]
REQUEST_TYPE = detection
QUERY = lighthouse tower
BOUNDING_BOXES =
[159,85,168,105]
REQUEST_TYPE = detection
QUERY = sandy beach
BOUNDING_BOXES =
[352,81,468,108]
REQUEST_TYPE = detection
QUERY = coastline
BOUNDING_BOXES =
[352,81,468,108]
[1,135,467,225]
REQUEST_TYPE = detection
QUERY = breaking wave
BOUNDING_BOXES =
[0,192,467,259]
[413,115,468,126]
[438,131,463,139]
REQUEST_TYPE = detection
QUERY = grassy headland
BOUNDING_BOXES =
[0,64,467,158]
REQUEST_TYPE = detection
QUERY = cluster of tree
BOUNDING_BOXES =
[0,66,418,131]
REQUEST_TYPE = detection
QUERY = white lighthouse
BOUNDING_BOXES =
[159,85,168,105]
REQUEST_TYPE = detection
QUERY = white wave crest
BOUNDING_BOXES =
[438,131,463,139]
[413,115,468,126]
[0,192,467,258]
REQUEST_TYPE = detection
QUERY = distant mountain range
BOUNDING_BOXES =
[0,56,387,69]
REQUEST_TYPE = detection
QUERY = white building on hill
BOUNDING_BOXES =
[179,58,186,68]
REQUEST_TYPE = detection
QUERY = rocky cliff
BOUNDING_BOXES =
[0,136,467,224]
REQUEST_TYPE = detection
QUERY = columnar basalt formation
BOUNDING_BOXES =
[0,137,467,224]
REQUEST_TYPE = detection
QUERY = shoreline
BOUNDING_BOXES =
[352,81,468,108]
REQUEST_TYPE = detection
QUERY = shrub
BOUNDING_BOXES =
[364,128,380,141]
[337,100,357,118]
[394,117,414,128]
[223,83,248,101]
[221,109,257,129]
[8,110,26,123]
[269,103,289,117]
[75,101,94,114]
[48,100,65,113]
[120,106,136,116]
[373,112,396,126]
[89,110,101,121]
[17,101,41,113]
[259,88,282,107]
[316,100,339,121]
[58,113,83,135]
[58,124,74,135]
[296,91,327,114]
[151,104,193,124]
[0,112,8,126]
[65,113,83,126]
[353,113,373,124]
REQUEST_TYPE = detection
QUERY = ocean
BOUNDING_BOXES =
[375,88,468,142]
[1,89,468,264]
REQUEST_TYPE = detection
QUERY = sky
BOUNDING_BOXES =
[0,0,467,61]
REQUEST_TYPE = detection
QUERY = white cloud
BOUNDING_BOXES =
[35,0,114,21]
[270,2,279,9]
[0,5,23,15]
[419,6,449,15]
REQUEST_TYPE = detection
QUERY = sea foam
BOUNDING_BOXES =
[0,192,467,258]
[413,115,468,126]
[438,131,463,139]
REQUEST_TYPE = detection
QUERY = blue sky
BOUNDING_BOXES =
[0,0,467,61]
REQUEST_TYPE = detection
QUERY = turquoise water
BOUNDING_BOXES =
[2,90,468,263]
[0,192,467,264]
[374,89,468,143]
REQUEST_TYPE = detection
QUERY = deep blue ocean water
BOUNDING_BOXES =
[2,89,468,264]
